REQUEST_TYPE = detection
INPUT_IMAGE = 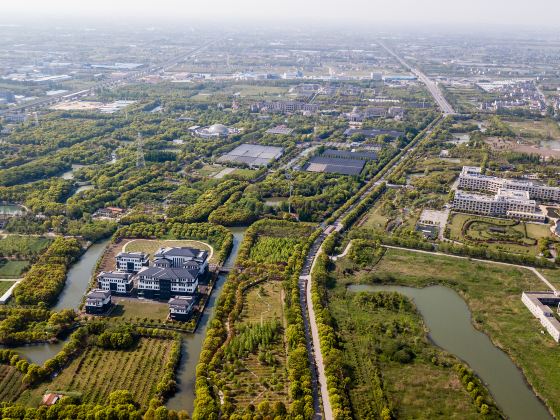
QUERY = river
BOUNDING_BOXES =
[1,239,111,362]
[166,226,246,413]
[348,284,552,420]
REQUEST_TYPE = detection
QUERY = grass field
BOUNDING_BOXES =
[0,260,29,278]
[335,247,560,417]
[0,281,16,295]
[0,235,51,257]
[328,289,484,419]
[19,337,175,409]
[447,212,553,255]
[217,280,289,411]
[360,203,390,232]
[123,239,215,263]
[108,298,169,322]
[0,365,24,402]
[507,118,560,139]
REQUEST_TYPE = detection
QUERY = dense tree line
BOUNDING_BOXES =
[193,221,320,419]
[310,252,353,419]
[208,191,263,226]
[176,179,248,224]
[0,308,75,345]
[13,237,83,306]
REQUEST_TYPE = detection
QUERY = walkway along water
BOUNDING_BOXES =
[348,284,553,420]
[166,226,246,413]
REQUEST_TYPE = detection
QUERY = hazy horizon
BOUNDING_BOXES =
[2,0,560,29]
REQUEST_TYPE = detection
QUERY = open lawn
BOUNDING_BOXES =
[0,281,16,295]
[507,118,560,139]
[0,236,51,258]
[240,281,284,326]
[0,260,29,278]
[19,337,175,409]
[335,247,560,417]
[0,365,24,402]
[123,239,215,264]
[447,212,554,256]
[108,298,169,322]
[360,203,389,232]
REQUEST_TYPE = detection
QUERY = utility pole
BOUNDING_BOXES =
[136,132,145,168]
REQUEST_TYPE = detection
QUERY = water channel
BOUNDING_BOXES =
[166,226,246,412]
[3,227,247,413]
[348,284,552,420]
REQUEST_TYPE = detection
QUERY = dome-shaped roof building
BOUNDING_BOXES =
[207,124,229,136]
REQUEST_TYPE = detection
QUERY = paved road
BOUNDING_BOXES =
[298,116,443,419]
[378,40,456,116]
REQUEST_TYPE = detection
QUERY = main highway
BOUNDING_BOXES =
[378,40,456,116]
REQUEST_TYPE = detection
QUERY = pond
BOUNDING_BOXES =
[538,139,560,151]
[0,204,25,215]
[166,226,246,413]
[60,164,87,180]
[264,196,288,207]
[347,284,552,420]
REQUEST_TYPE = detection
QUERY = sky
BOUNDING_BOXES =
[2,0,559,28]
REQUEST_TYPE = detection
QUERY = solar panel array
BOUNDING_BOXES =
[218,144,284,167]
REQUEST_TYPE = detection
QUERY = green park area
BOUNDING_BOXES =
[447,213,554,256]
[332,246,560,417]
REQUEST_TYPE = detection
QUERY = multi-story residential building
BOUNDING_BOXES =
[168,296,195,321]
[252,101,319,114]
[85,289,112,315]
[116,251,149,273]
[137,266,199,300]
[154,247,208,274]
[452,189,545,222]
[96,271,133,295]
[458,166,560,202]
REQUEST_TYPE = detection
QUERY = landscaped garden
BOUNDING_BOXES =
[447,213,554,256]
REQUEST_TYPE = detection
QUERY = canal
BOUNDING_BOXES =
[348,284,552,420]
[166,226,246,412]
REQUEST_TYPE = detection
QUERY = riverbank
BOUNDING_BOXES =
[333,247,559,418]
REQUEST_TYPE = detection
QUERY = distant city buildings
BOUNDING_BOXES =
[251,101,319,114]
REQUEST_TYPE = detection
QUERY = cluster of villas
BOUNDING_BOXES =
[452,166,560,222]
[85,246,209,321]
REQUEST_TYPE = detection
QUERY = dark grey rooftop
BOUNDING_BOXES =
[139,266,199,281]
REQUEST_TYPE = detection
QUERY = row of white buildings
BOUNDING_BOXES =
[458,166,560,202]
[452,166,560,222]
